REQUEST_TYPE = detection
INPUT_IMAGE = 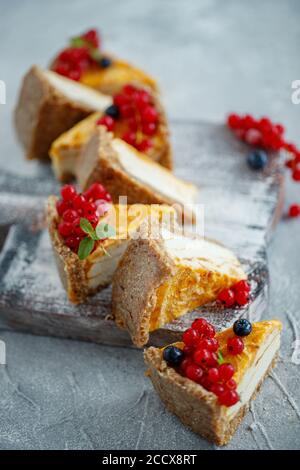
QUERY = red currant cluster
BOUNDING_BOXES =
[179,319,240,407]
[97,84,159,153]
[217,280,250,308]
[227,113,300,218]
[53,29,104,81]
[56,183,112,253]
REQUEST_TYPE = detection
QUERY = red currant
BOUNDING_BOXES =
[218,288,235,307]
[192,318,208,333]
[183,345,194,356]
[61,185,76,202]
[72,218,84,237]
[63,209,78,223]
[56,199,69,216]
[141,105,158,124]
[84,183,107,202]
[288,204,300,218]
[185,364,204,383]
[193,348,212,367]
[142,122,156,136]
[113,93,129,107]
[235,290,249,306]
[200,376,212,391]
[81,28,100,48]
[73,194,86,211]
[137,139,152,152]
[96,115,115,132]
[123,84,137,96]
[196,337,219,352]
[58,221,73,237]
[122,131,137,146]
[292,168,300,181]
[65,236,81,251]
[179,357,193,374]
[182,328,199,347]
[226,378,237,390]
[233,280,250,293]
[207,367,219,383]
[227,113,241,129]
[218,363,235,382]
[211,383,225,397]
[227,336,244,355]
[119,104,134,119]
[218,390,239,407]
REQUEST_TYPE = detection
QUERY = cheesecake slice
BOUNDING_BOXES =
[144,319,282,446]
[15,66,112,160]
[47,194,176,304]
[76,126,196,220]
[50,85,172,182]
[112,222,246,347]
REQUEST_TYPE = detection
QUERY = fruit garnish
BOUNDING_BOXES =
[96,84,159,154]
[55,183,113,259]
[233,319,252,337]
[52,28,112,81]
[167,318,241,407]
[163,346,184,367]
[218,280,250,308]
[227,336,245,356]
[227,113,300,217]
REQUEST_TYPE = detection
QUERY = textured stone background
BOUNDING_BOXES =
[0,0,300,450]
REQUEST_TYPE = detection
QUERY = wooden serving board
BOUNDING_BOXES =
[0,121,284,347]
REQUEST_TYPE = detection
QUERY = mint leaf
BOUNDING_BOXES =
[80,218,98,241]
[78,237,95,260]
[70,36,87,48]
[96,223,116,240]
[90,48,102,61]
[217,351,225,365]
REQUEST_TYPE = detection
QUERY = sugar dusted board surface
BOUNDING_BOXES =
[0,121,284,347]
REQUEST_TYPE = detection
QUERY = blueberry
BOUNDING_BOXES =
[233,319,252,337]
[100,56,112,68]
[247,149,268,170]
[105,104,120,119]
[163,346,184,366]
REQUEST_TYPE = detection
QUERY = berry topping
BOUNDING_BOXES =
[193,348,212,367]
[247,150,268,170]
[61,184,76,201]
[99,56,112,68]
[186,364,204,383]
[55,184,112,258]
[96,115,115,132]
[218,288,235,307]
[218,363,235,382]
[105,104,120,119]
[173,318,241,407]
[233,319,252,337]
[182,327,199,347]
[288,204,300,218]
[218,280,250,308]
[163,346,184,367]
[218,389,239,407]
[81,29,100,48]
[227,337,244,355]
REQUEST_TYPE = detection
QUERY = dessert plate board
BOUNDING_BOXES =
[0,120,284,347]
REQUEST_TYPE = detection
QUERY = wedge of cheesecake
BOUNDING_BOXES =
[144,320,282,446]
[76,126,196,220]
[50,86,172,182]
[112,221,246,347]
[15,66,112,160]
[47,196,176,303]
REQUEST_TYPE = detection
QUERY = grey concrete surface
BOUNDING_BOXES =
[0,0,300,450]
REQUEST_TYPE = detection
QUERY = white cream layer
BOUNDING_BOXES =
[160,228,244,276]
[112,139,197,206]
[87,242,128,289]
[44,70,112,110]
[226,330,280,420]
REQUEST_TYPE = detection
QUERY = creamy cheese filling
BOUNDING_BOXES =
[44,70,112,110]
[160,228,245,276]
[226,331,280,420]
[87,241,128,289]
[111,139,197,205]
